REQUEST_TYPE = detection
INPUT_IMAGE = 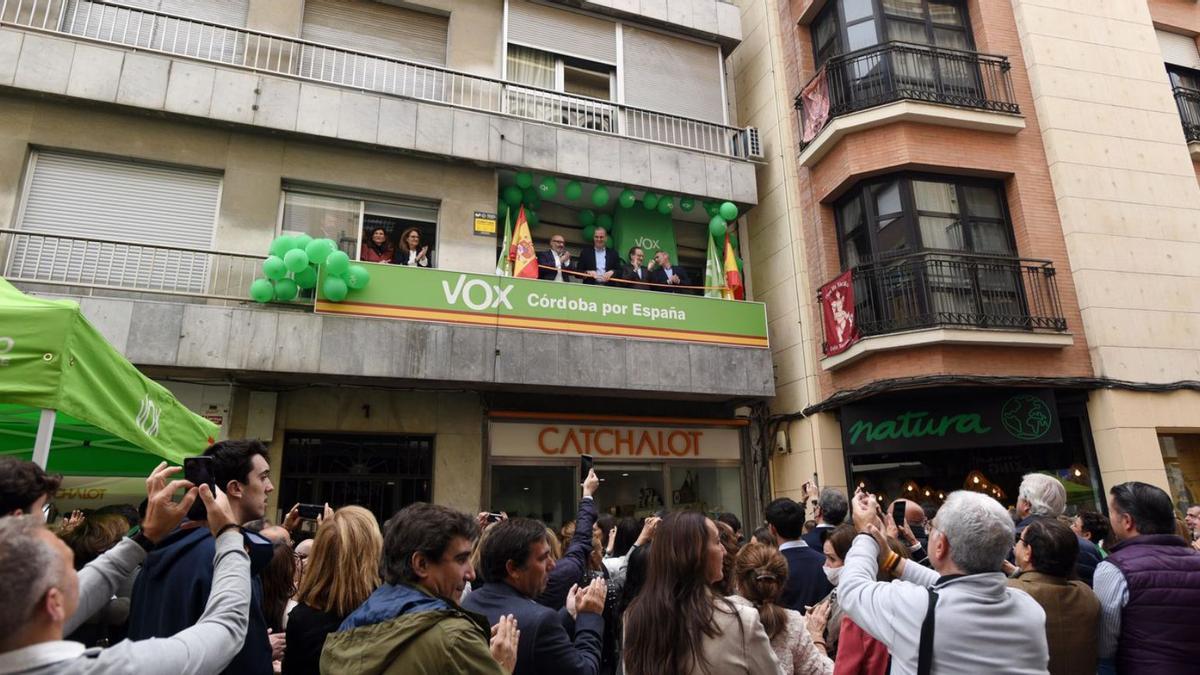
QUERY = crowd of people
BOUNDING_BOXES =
[2,447,1200,674]
[538,226,695,293]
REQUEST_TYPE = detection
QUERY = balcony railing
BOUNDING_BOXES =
[823,251,1065,353]
[0,228,267,302]
[1173,86,1200,143]
[0,0,753,158]
[795,42,1019,147]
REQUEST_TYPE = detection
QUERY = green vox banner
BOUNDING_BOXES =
[840,388,1061,455]
[613,207,678,264]
[315,263,768,348]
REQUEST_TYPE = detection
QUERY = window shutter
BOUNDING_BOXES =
[1157,29,1200,70]
[302,0,448,66]
[62,0,248,60]
[12,152,221,293]
[622,26,725,123]
[507,0,616,65]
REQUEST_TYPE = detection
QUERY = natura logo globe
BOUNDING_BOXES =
[1000,395,1052,441]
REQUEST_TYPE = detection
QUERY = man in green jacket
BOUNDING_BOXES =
[321,503,518,674]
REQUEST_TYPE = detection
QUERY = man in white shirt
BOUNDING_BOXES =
[576,227,617,285]
[537,235,573,282]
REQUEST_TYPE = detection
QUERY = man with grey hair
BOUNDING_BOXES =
[1015,472,1103,586]
[801,486,849,548]
[0,462,249,674]
[838,489,1049,675]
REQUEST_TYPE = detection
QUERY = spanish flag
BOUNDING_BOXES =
[723,232,744,300]
[510,206,538,279]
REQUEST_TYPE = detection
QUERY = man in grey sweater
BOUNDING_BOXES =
[0,462,249,675]
[839,489,1050,675]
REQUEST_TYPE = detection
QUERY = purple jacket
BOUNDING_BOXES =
[1105,534,1200,674]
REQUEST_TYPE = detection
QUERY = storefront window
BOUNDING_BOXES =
[490,465,576,525]
[669,466,744,525]
[1159,434,1200,514]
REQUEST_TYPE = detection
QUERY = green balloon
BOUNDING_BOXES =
[538,176,558,197]
[704,201,720,217]
[262,255,287,280]
[523,187,542,210]
[284,248,310,273]
[323,276,348,302]
[503,185,523,208]
[618,189,636,208]
[719,201,739,221]
[709,215,728,239]
[269,236,296,258]
[679,197,695,212]
[564,181,583,200]
[292,233,314,252]
[496,200,508,224]
[657,198,674,215]
[526,211,539,227]
[325,250,350,276]
[579,209,596,227]
[294,265,318,290]
[643,193,659,210]
[582,224,596,242]
[249,278,274,303]
[596,213,612,230]
[346,264,371,289]
[591,185,610,207]
[274,278,299,302]
[515,172,534,189]
[305,238,335,265]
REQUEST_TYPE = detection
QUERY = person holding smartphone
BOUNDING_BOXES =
[534,465,602,611]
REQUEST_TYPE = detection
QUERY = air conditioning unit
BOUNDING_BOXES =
[738,126,764,160]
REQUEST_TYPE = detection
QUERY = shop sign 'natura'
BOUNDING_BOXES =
[315,262,768,348]
[839,388,1061,455]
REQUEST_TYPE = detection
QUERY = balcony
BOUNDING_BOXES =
[820,251,1071,368]
[794,42,1023,165]
[0,229,774,399]
[1173,86,1200,159]
[0,0,756,161]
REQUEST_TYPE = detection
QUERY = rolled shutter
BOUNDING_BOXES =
[622,26,725,123]
[507,0,616,65]
[62,0,248,60]
[1157,29,1200,70]
[302,0,448,66]
[12,152,221,293]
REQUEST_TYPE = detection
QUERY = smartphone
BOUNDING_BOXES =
[486,512,503,523]
[297,503,325,520]
[183,456,216,521]
[580,454,594,484]
[891,501,906,528]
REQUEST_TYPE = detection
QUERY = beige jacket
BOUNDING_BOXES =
[693,599,783,675]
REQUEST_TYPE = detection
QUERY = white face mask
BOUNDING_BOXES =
[823,565,842,586]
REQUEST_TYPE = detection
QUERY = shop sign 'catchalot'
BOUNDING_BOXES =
[315,262,768,348]
[490,422,742,461]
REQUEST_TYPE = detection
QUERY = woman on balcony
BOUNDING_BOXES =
[393,227,432,267]
[359,227,395,263]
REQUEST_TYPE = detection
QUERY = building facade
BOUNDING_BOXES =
[0,0,777,525]
[741,0,1200,516]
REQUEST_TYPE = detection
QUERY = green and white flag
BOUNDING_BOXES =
[495,209,513,276]
[703,232,725,299]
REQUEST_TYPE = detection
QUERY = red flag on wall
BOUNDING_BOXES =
[819,269,859,356]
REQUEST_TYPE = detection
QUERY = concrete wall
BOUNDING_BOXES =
[1088,388,1200,494]
[557,0,744,47]
[0,94,500,271]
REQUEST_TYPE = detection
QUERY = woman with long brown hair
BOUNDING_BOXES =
[622,511,779,675]
[731,543,833,675]
[392,226,431,267]
[282,506,383,675]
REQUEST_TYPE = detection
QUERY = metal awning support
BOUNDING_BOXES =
[32,408,55,468]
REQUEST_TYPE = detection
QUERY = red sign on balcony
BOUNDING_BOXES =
[819,270,859,356]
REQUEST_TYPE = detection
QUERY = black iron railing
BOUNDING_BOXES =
[795,42,1020,147]
[1173,86,1200,143]
[824,252,1065,352]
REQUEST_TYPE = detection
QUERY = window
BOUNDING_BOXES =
[506,45,615,131]
[279,433,433,524]
[280,187,438,267]
[812,0,974,67]
[1159,434,1200,515]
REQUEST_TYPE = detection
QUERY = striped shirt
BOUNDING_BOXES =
[1093,560,1128,659]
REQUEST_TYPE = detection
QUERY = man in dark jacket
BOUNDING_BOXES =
[127,439,276,674]
[463,517,606,675]
[646,250,690,293]
[620,246,652,290]
[1096,481,1200,675]
[765,497,831,613]
[537,234,574,282]
[801,487,848,549]
[1014,472,1103,585]
[321,503,513,674]
[537,469,600,611]
[575,227,619,285]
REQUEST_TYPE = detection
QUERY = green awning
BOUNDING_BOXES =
[0,277,218,475]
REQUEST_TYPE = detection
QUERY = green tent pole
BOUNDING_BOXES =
[32,408,55,469]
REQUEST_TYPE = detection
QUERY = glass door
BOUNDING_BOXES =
[594,463,667,519]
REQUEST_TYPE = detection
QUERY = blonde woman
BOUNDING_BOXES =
[282,506,382,675]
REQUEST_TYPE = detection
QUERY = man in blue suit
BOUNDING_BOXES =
[463,516,607,675]
[765,497,832,614]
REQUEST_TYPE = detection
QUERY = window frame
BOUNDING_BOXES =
[833,172,1017,269]
[811,0,976,68]
[506,43,616,101]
